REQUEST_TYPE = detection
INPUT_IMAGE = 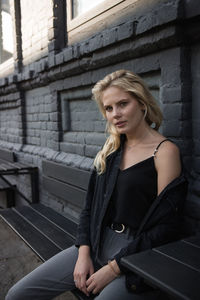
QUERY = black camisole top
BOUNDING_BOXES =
[107,139,169,230]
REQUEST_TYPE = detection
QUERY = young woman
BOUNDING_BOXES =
[6,70,187,300]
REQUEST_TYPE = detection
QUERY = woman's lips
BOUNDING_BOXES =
[115,121,126,127]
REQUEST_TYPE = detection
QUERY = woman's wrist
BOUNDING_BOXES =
[107,260,121,277]
[78,245,90,257]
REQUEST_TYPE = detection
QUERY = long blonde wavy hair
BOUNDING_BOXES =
[92,69,163,174]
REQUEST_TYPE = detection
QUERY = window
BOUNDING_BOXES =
[72,0,105,18]
[0,0,14,64]
[67,0,134,43]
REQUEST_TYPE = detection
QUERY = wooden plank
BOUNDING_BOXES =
[184,235,200,248]
[0,160,35,174]
[155,240,200,271]
[121,250,200,300]
[0,161,20,173]
[42,160,91,190]
[31,203,78,238]
[15,206,75,249]
[0,160,21,168]
[0,209,61,261]
[43,175,86,208]
[0,148,15,162]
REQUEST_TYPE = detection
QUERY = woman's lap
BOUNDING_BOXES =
[6,234,161,300]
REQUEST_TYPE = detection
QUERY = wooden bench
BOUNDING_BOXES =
[121,234,200,300]
[0,147,39,205]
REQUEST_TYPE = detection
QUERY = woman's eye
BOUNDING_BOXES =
[105,106,112,112]
[120,102,127,107]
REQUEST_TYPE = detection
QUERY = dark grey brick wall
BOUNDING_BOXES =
[0,0,199,220]
[0,92,24,144]
[25,87,59,148]
[20,0,51,65]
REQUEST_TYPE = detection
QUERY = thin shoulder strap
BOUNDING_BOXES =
[153,139,170,157]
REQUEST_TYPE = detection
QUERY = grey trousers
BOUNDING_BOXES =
[6,228,161,300]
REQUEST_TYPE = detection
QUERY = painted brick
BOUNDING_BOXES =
[63,47,73,62]
[102,27,118,47]
[0,0,198,219]
[85,145,100,158]
[160,85,182,104]
[117,21,135,41]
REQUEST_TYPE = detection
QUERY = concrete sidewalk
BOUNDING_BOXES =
[0,215,76,300]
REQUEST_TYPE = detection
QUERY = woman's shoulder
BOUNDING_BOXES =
[154,138,182,194]
[155,138,180,158]
[154,138,181,173]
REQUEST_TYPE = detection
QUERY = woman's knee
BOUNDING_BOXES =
[5,284,24,300]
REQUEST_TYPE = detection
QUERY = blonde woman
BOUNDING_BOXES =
[6,70,187,300]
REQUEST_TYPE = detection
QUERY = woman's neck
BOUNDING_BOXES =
[125,124,153,147]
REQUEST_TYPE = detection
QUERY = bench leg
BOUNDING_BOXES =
[30,170,39,203]
[6,188,15,207]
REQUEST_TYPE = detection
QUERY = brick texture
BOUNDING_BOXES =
[20,0,52,65]
[0,0,199,221]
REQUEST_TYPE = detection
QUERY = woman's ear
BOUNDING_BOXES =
[140,102,147,119]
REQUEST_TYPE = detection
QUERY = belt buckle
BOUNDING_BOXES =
[111,223,125,233]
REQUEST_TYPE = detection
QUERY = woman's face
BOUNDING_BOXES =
[101,86,145,135]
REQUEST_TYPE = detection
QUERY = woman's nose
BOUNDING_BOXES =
[112,107,121,118]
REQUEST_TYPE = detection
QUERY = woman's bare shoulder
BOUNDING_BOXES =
[154,139,181,194]
[158,139,180,156]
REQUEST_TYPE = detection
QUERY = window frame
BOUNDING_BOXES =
[0,0,14,66]
[66,0,125,32]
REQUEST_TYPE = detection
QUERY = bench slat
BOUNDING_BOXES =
[122,249,200,300]
[42,160,90,190]
[155,240,200,272]
[0,159,37,173]
[0,209,61,261]
[31,203,78,238]
[0,159,21,169]
[15,206,75,250]
[43,175,86,208]
[184,234,200,247]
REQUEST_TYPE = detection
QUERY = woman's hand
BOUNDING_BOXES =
[86,260,120,295]
[73,246,94,296]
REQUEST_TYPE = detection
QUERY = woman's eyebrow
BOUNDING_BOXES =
[103,98,130,109]
[104,98,128,106]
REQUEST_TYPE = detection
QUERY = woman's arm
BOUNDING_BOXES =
[154,140,181,195]
[86,260,120,295]
[73,245,94,296]
[74,170,97,295]
[74,248,120,296]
